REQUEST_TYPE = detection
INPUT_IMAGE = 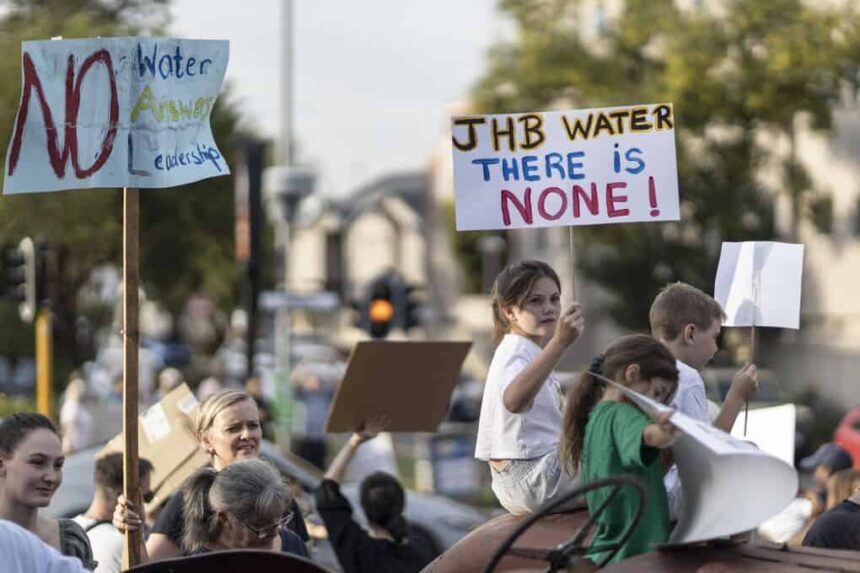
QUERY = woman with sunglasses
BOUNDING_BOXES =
[0,413,96,569]
[115,390,308,560]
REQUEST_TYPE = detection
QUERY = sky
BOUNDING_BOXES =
[170,0,507,197]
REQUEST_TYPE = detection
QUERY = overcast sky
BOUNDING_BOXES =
[170,0,506,196]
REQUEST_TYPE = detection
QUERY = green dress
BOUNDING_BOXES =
[581,401,669,565]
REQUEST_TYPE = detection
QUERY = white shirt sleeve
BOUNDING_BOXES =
[0,520,87,573]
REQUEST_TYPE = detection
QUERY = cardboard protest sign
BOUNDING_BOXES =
[4,37,229,194]
[100,383,208,511]
[326,341,472,433]
[593,373,797,544]
[714,241,805,329]
[451,103,680,231]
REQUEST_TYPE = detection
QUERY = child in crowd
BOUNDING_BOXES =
[649,282,758,517]
[559,334,680,565]
[475,259,585,515]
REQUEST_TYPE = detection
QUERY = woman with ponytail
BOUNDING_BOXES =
[180,459,307,555]
[315,416,429,573]
[559,334,680,565]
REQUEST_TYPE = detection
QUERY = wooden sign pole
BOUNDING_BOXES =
[122,187,143,568]
[568,227,578,300]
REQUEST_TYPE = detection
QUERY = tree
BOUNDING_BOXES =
[469,0,860,329]
[0,0,253,375]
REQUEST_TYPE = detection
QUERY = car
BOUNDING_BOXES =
[47,440,489,572]
[834,406,860,468]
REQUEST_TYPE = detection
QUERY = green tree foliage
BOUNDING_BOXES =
[0,0,251,368]
[471,0,860,328]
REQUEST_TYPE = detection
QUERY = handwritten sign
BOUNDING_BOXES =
[714,241,805,329]
[4,37,230,194]
[450,103,680,231]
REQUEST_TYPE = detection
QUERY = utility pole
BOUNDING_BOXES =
[275,0,295,452]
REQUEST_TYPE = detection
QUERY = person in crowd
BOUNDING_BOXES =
[118,459,307,561]
[156,367,185,401]
[315,415,431,573]
[73,454,154,573]
[292,364,337,470]
[800,442,854,505]
[802,479,860,550]
[826,468,860,509]
[245,376,275,442]
[559,334,680,565]
[649,282,758,517]
[0,413,95,569]
[114,390,307,561]
[474,259,585,514]
[1,519,91,573]
[59,375,94,455]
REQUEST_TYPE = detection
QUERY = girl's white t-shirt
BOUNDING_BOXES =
[475,334,564,461]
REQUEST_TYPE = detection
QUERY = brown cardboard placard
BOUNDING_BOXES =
[100,383,208,511]
[325,340,472,433]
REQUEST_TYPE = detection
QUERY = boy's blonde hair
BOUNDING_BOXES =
[649,282,726,342]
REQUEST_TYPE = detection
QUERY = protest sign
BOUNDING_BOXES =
[100,383,208,512]
[592,373,798,544]
[450,103,680,231]
[4,37,229,194]
[730,403,796,466]
[326,341,471,433]
[714,241,805,329]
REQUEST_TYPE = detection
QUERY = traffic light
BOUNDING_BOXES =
[367,276,395,339]
[3,237,37,323]
[403,283,423,331]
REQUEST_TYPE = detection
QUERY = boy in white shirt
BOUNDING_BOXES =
[649,282,758,517]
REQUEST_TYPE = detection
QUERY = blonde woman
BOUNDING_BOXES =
[115,390,307,560]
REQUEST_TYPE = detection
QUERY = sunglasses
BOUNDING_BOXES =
[235,512,294,540]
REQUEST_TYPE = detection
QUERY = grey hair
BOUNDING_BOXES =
[181,458,289,552]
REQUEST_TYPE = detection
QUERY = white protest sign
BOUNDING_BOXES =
[450,103,680,231]
[714,241,805,329]
[730,404,796,466]
[592,373,798,544]
[4,37,230,194]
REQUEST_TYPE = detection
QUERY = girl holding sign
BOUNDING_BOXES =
[475,260,585,514]
[559,334,679,565]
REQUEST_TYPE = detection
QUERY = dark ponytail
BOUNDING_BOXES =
[559,334,678,475]
[181,467,219,553]
[559,358,606,475]
[360,471,408,544]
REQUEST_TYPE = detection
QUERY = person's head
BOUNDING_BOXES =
[559,334,679,475]
[196,390,262,471]
[182,458,291,553]
[826,469,860,509]
[800,443,854,490]
[65,377,87,402]
[649,282,726,370]
[491,259,562,346]
[157,367,184,397]
[360,471,408,544]
[93,453,154,504]
[0,413,63,509]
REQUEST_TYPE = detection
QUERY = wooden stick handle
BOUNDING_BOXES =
[568,227,578,300]
[122,187,143,569]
